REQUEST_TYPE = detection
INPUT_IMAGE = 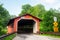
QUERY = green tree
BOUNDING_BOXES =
[40,9,54,32]
[19,4,32,16]
[31,4,45,18]
[19,4,45,18]
[0,4,11,34]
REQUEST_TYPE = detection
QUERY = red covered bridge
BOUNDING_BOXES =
[7,14,42,34]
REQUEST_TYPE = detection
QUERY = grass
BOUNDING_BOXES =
[4,34,16,40]
[0,28,16,40]
[40,34,60,38]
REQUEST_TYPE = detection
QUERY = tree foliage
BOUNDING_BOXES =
[19,4,60,32]
[0,4,11,33]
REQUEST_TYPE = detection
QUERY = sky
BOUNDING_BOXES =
[0,0,60,16]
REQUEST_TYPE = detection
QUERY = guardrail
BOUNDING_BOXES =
[40,32,60,35]
[0,32,16,40]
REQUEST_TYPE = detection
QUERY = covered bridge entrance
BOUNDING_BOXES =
[7,14,42,34]
[18,19,35,33]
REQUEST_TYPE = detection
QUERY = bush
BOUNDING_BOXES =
[0,27,7,36]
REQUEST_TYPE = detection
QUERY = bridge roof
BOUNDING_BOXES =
[7,14,42,26]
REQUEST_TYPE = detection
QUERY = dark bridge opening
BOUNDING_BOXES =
[17,19,35,34]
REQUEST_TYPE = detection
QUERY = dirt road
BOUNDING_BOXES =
[13,34,60,40]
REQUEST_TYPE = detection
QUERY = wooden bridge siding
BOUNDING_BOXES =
[33,17,40,33]
[7,25,13,34]
[14,18,21,32]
